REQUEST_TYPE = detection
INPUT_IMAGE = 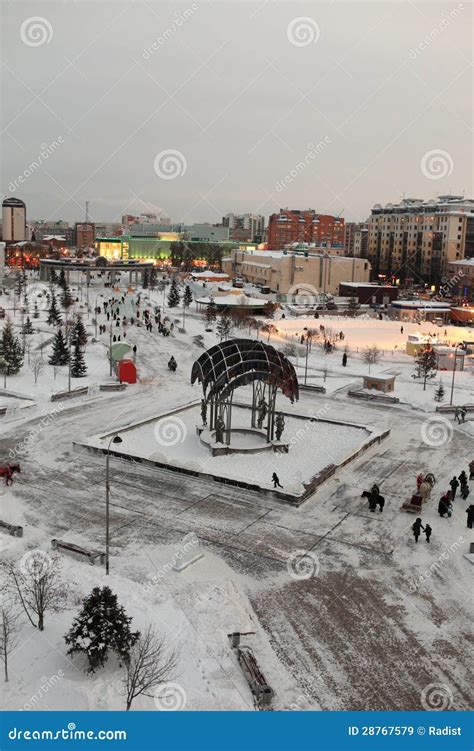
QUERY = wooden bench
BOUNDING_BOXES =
[401,494,423,513]
[51,539,105,565]
[0,519,23,537]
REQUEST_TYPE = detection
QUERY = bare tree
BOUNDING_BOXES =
[363,345,382,373]
[123,625,178,711]
[0,601,21,682]
[30,355,44,384]
[2,554,66,631]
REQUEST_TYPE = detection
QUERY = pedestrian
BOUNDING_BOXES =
[424,524,432,543]
[460,407,467,423]
[459,470,468,494]
[272,472,283,489]
[454,407,460,424]
[469,459,474,481]
[449,476,459,500]
[400,326,404,334]
[342,352,347,367]
[466,504,474,529]
[412,517,424,543]
[461,483,470,500]
[438,491,452,517]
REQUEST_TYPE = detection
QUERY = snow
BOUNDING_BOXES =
[0,271,472,712]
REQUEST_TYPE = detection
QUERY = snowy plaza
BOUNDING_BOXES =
[0,271,473,713]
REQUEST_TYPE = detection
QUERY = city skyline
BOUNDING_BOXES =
[2,1,472,225]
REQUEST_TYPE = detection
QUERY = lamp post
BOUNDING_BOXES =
[105,434,122,575]
[449,346,460,406]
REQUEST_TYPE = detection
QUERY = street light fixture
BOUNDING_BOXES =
[105,434,122,575]
[449,346,461,406]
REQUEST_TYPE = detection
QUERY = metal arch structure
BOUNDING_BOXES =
[191,339,299,445]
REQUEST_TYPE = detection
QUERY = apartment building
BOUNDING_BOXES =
[367,196,474,285]
[268,209,344,250]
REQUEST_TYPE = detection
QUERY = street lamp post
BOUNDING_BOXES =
[449,346,460,406]
[105,434,122,575]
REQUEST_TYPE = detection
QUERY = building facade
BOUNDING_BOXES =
[344,222,368,256]
[75,222,95,248]
[367,196,474,285]
[2,197,27,243]
[268,209,345,250]
[222,249,370,295]
[223,213,266,243]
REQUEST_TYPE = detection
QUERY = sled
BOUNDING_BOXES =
[401,494,423,513]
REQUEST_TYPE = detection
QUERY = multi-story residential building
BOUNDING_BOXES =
[354,226,369,258]
[2,197,27,243]
[222,213,265,242]
[222,248,370,295]
[268,209,344,250]
[367,196,474,285]
[75,222,95,248]
[344,222,368,256]
[32,221,74,246]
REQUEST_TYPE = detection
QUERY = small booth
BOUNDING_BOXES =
[362,374,396,393]
[433,346,465,372]
[117,359,137,384]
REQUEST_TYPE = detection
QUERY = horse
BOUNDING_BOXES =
[361,489,385,512]
[0,463,21,486]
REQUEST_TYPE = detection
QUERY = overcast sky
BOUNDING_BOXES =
[1,0,472,226]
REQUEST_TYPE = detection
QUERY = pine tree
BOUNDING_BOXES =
[412,347,437,390]
[22,317,34,335]
[149,268,158,289]
[0,319,24,375]
[347,296,360,317]
[48,329,70,366]
[205,299,218,325]
[58,269,67,290]
[434,381,445,402]
[167,278,180,308]
[14,274,24,297]
[70,341,87,377]
[49,269,58,285]
[60,284,74,309]
[142,271,149,289]
[217,312,234,341]
[183,285,193,308]
[65,586,139,673]
[47,291,62,326]
[72,315,88,347]
[33,301,40,319]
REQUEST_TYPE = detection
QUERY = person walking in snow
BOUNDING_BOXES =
[449,476,459,500]
[272,472,283,489]
[454,407,460,423]
[438,491,452,517]
[461,483,470,500]
[400,326,404,334]
[342,352,347,367]
[460,406,467,423]
[469,460,474,481]
[412,518,424,543]
[459,470,468,495]
[466,504,474,529]
[423,524,432,543]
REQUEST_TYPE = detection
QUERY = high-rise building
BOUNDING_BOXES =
[268,209,344,250]
[368,196,474,285]
[344,222,368,256]
[222,213,265,242]
[2,197,27,243]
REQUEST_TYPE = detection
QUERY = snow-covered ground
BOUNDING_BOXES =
[0,273,472,712]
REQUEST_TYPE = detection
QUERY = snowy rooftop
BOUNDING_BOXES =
[191,270,229,279]
[392,300,450,309]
